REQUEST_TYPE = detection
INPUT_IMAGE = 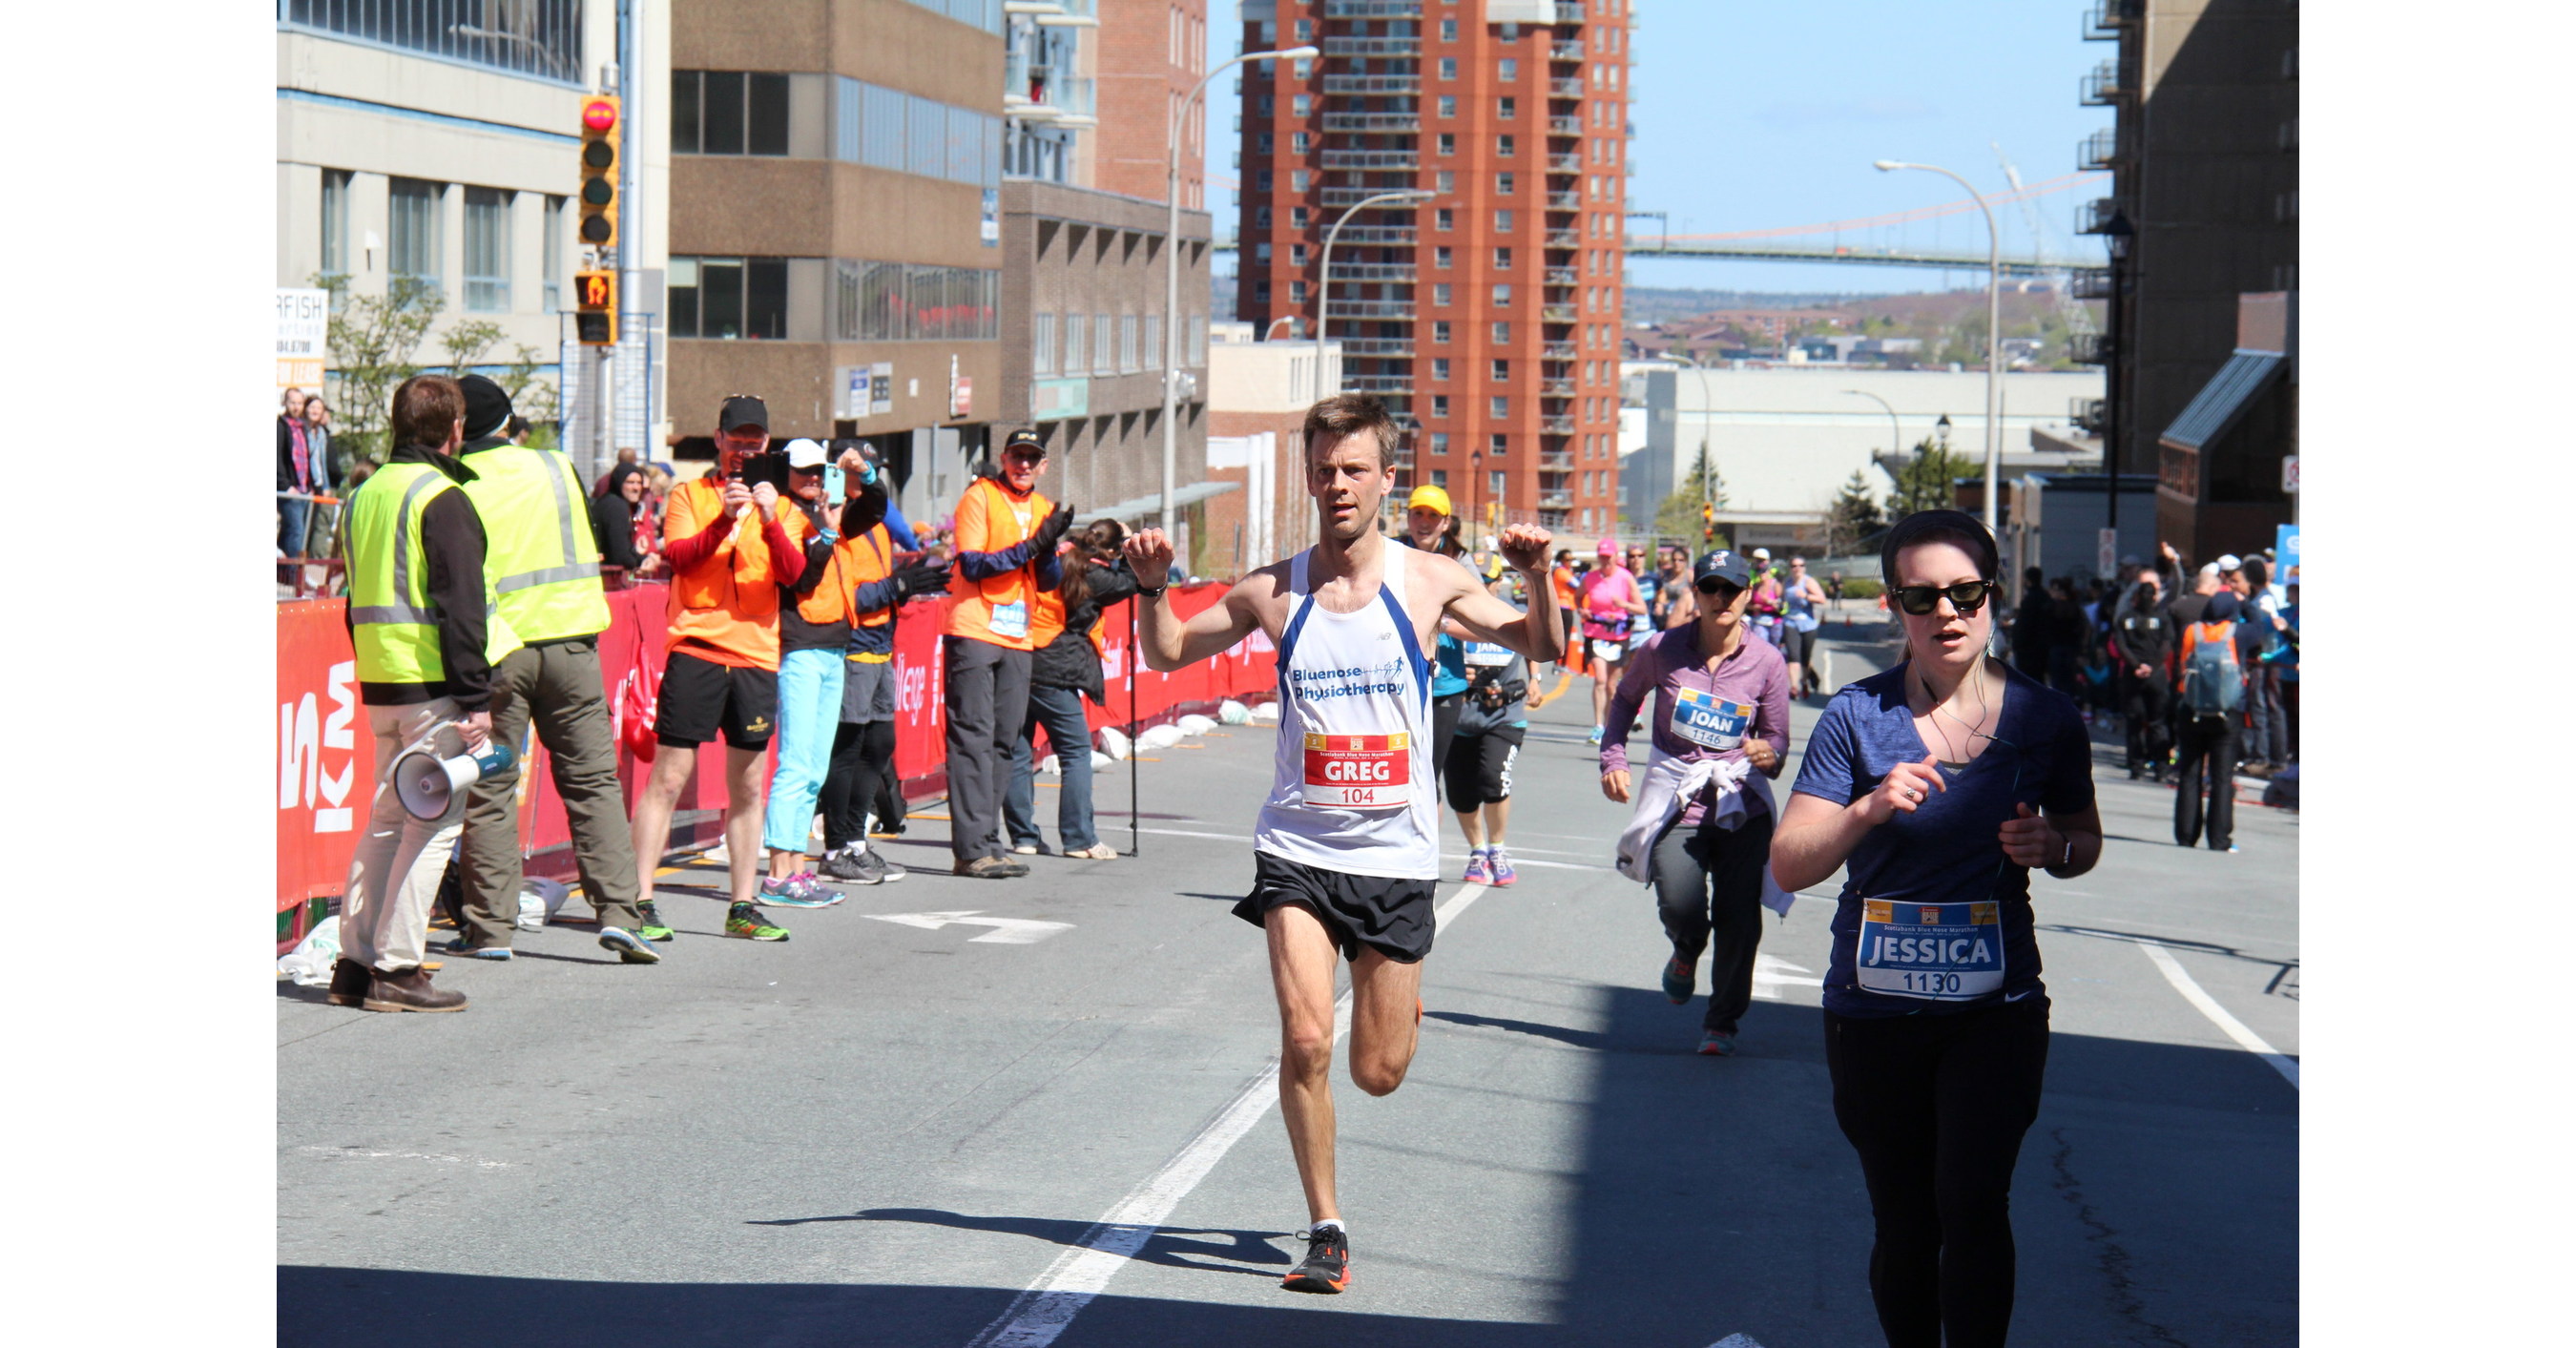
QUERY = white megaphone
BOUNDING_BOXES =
[393,736,519,823]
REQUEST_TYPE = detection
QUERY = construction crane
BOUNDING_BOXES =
[1993,141,2097,342]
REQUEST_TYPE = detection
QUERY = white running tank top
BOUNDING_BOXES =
[1252,544,1439,880]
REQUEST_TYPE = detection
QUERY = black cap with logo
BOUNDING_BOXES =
[717,395,770,433]
[1693,549,1754,590]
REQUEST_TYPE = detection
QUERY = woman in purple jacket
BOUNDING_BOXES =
[1599,547,1793,1058]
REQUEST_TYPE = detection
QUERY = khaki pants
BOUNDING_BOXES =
[460,638,643,946]
[343,700,466,974]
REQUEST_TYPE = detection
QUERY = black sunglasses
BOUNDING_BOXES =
[1695,577,1743,599]
[1891,580,1997,616]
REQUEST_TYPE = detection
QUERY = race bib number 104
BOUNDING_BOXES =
[1301,732,1411,809]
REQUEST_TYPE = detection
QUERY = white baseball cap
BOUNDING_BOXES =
[1751,547,1772,560]
[784,438,828,469]
[2215,553,2243,572]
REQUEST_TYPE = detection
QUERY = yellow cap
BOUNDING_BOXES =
[1406,484,1453,516]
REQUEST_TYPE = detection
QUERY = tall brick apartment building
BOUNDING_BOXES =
[1233,0,1635,537]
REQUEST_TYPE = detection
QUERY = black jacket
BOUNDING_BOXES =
[346,446,497,712]
[2111,601,2173,672]
[1032,558,1140,701]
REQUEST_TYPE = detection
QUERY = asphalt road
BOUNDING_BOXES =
[278,617,2297,1347]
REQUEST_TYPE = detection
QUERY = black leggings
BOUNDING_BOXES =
[1824,996,2049,1348]
[819,718,897,852]
[1651,812,1774,1033]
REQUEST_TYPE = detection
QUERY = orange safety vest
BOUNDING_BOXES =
[836,523,899,632]
[662,476,811,670]
[941,474,1054,651]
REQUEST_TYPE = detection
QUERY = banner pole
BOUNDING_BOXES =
[1128,593,1140,856]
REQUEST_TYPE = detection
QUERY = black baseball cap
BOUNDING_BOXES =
[1001,428,1048,458]
[717,395,770,433]
[1693,549,1754,590]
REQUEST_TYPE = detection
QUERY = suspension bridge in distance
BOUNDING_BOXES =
[1621,237,2103,280]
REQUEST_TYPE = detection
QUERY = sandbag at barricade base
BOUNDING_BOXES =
[1096,726,1132,760]
[278,916,343,986]
[1136,724,1187,752]
[1175,714,1218,736]
[1251,702,1280,723]
[1219,699,1253,724]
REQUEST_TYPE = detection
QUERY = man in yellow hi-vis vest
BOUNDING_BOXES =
[446,376,658,966]
[326,375,517,1015]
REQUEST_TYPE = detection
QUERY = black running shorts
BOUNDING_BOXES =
[1443,724,1526,813]
[655,648,779,751]
[1776,624,1815,666]
[1235,852,1437,964]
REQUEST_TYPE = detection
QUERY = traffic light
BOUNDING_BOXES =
[578,94,620,251]
[573,270,616,345]
[1700,501,1715,543]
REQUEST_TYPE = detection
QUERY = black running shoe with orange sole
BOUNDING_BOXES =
[1282,1225,1349,1294]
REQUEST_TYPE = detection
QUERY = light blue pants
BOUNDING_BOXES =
[762,648,845,856]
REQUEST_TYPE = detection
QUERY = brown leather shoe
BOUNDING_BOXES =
[326,957,373,1007]
[952,856,1024,880]
[362,965,468,1013]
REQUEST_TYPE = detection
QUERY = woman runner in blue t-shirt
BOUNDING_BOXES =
[1771,509,2104,1348]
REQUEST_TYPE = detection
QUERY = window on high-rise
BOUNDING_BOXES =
[1439,57,1457,80]
[1490,396,1508,417]
[1290,281,1307,303]
[1292,94,1311,115]
[1292,207,1310,227]
[1492,321,1510,342]
[463,187,511,313]
[1257,206,1272,226]
[1433,358,1450,380]
[1295,17,1312,41]
[1434,283,1452,305]
[1032,314,1056,376]
[1493,284,1513,304]
[1256,242,1273,262]
[1441,18,1458,41]
[1497,97,1516,119]
[1493,247,1512,268]
[1435,247,1452,268]
[1435,209,1454,231]
[320,170,351,279]
[1432,395,1449,417]
[1434,321,1450,342]
[1438,95,1457,117]
[1257,133,1274,152]
[1494,210,1513,232]
[1290,243,1307,265]
[1293,131,1310,153]
[1437,171,1455,193]
[1497,135,1516,157]
[387,178,442,285]
[1491,359,1509,381]
[1438,133,1455,155]
[1291,170,1309,191]
[1498,58,1518,82]
[541,195,564,311]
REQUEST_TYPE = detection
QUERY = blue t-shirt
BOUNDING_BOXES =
[1791,662,2096,1018]
[1432,632,1471,697]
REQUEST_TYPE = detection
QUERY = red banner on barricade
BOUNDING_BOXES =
[277,582,1270,925]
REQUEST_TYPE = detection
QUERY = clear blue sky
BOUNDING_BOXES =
[1202,2,2109,297]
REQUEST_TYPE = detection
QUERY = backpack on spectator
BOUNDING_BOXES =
[2180,618,2244,717]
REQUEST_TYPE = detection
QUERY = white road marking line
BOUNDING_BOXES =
[1751,952,1821,1002]
[966,882,1489,1348]
[863,910,1075,945]
[296,1145,513,1169]
[2139,944,2300,1089]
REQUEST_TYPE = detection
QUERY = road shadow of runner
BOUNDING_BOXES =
[743,1208,1295,1275]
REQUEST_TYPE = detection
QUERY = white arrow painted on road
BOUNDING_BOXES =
[1751,953,1821,1002]
[863,910,1074,945]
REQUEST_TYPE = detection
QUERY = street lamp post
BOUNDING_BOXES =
[1874,159,2004,535]
[1163,44,1319,535]
[1317,187,1437,404]
[1843,385,1904,472]
[2099,210,2134,538]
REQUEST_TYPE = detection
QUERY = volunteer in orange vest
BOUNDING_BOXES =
[817,443,951,884]
[942,428,1076,879]
[755,438,864,907]
[628,395,811,944]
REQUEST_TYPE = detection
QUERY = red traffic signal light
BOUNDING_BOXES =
[578,95,620,249]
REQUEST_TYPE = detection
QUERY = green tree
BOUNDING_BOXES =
[315,274,447,466]
[1652,442,1729,546]
[1885,437,1979,519]
[1824,469,1885,557]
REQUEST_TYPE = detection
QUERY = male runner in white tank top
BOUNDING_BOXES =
[1124,393,1560,1294]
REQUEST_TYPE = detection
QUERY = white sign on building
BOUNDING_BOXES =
[277,288,329,391]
